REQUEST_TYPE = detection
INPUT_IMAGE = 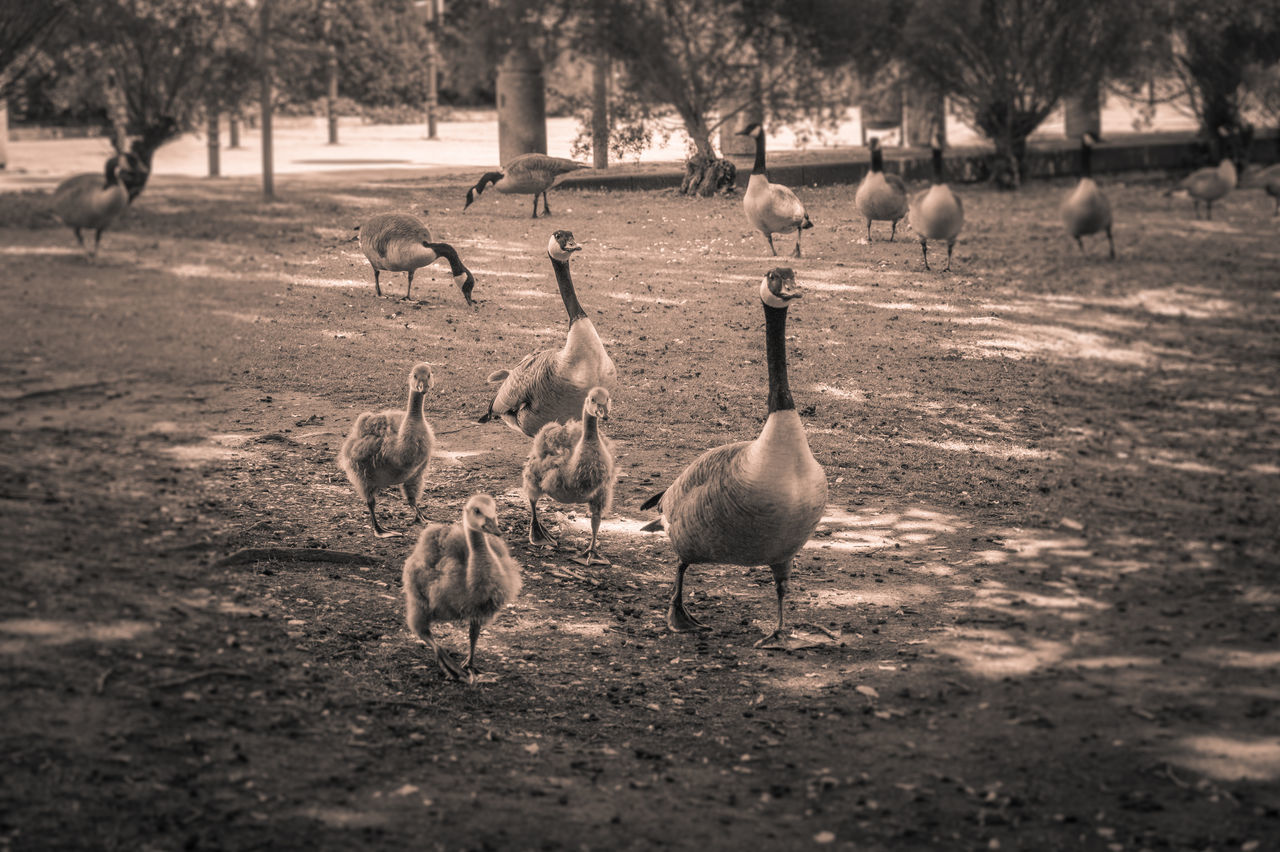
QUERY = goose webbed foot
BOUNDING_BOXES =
[570,547,610,567]
[754,628,791,650]
[666,598,709,633]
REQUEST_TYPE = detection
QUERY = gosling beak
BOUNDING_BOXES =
[482,517,501,536]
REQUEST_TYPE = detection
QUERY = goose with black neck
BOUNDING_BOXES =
[639,268,828,647]
[737,123,813,258]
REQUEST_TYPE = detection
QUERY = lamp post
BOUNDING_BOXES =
[324,0,339,144]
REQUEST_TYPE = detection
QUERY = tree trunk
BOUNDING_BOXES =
[678,119,736,197]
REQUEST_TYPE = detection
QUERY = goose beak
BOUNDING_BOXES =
[482,517,501,536]
[563,238,582,253]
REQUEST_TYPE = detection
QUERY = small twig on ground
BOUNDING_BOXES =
[214,547,382,568]
[95,667,115,695]
[435,422,485,436]
[548,565,600,586]
[152,668,254,689]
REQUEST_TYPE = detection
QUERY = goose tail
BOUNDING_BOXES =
[640,518,665,533]
[639,490,666,511]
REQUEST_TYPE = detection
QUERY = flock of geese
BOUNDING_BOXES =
[46,127,1280,683]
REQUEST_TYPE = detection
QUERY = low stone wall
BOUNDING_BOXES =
[562,129,1280,192]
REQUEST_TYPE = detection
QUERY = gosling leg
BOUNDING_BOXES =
[528,497,556,546]
[366,498,402,538]
[462,620,483,683]
[402,473,428,524]
[570,505,610,566]
[945,240,955,272]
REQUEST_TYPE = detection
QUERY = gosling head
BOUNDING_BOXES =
[548,230,582,262]
[582,386,611,421]
[463,493,501,536]
[735,122,764,138]
[760,267,802,308]
[409,363,436,394]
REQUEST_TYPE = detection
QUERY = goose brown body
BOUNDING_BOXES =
[1060,133,1114,259]
[464,153,588,218]
[642,268,827,644]
[523,387,617,565]
[855,138,908,242]
[481,231,617,437]
[1180,159,1236,219]
[357,212,475,303]
[909,137,965,270]
[737,124,813,257]
[338,363,437,537]
[52,154,140,256]
[402,494,522,682]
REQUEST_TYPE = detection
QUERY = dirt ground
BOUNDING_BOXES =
[1,167,1278,851]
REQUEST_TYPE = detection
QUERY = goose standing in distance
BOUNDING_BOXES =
[479,231,618,437]
[357,212,476,304]
[463,153,588,218]
[337,363,437,538]
[736,123,813,257]
[855,136,909,242]
[909,132,965,270]
[1249,163,1280,214]
[640,268,828,647]
[1178,158,1237,220]
[51,153,143,257]
[1060,132,1115,259]
[523,387,617,566]
[402,494,522,683]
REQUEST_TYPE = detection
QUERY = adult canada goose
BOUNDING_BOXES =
[463,153,588,218]
[402,494,522,683]
[736,123,813,257]
[479,231,617,437]
[855,136,909,242]
[909,131,965,270]
[523,387,617,566]
[357,212,476,304]
[51,153,142,257]
[639,268,828,647]
[1060,132,1115,259]
[1251,163,1280,214]
[1179,158,1237,220]
[337,363,437,538]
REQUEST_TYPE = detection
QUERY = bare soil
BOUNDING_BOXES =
[1,170,1278,851]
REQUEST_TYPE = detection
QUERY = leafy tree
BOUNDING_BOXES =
[0,0,67,98]
[900,0,1141,186]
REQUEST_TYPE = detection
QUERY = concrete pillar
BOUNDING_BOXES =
[496,40,546,165]
[591,56,609,169]
[718,64,763,158]
[1064,84,1101,139]
[903,87,945,147]
[207,110,220,177]
[0,101,8,170]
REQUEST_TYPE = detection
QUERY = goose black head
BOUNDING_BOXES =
[930,130,945,151]
[464,493,501,536]
[760,267,802,308]
[869,136,881,152]
[736,123,764,138]
[548,230,582,261]
[457,268,476,306]
[409,362,436,394]
[1081,131,1101,147]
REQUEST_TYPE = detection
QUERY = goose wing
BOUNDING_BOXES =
[506,153,588,177]
[488,349,559,419]
[362,213,431,259]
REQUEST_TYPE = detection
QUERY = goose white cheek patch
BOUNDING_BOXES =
[760,277,795,308]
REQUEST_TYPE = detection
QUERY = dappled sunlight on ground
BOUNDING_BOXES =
[934,627,1071,677]
[0,618,154,654]
[901,437,1056,461]
[1169,736,1280,782]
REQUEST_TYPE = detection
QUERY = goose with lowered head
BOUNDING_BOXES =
[639,268,828,647]
[357,212,476,304]
[479,230,617,437]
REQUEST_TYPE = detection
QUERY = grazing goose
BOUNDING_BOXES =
[736,123,813,257]
[463,153,588,218]
[909,131,965,270]
[640,268,828,647]
[855,136,909,242]
[1179,158,1236,220]
[402,494,522,683]
[1060,132,1115,259]
[1252,163,1280,214]
[51,153,142,257]
[479,230,617,437]
[523,386,617,566]
[337,362,437,538]
[357,212,476,304]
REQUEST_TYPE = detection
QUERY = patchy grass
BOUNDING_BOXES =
[1,170,1278,850]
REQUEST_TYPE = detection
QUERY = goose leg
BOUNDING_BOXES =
[528,496,557,546]
[92,229,104,257]
[865,219,872,243]
[531,195,540,219]
[404,269,415,300]
[402,473,427,524]
[792,229,802,259]
[72,228,86,254]
[1106,227,1116,260]
[666,561,709,632]
[920,239,930,270]
[761,231,777,256]
[889,219,898,242]
[1075,236,1086,254]
[944,240,955,272]
[372,267,383,297]
[1205,200,1213,221]
[754,560,792,648]
[541,191,551,216]
[571,503,610,566]
[366,497,402,538]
